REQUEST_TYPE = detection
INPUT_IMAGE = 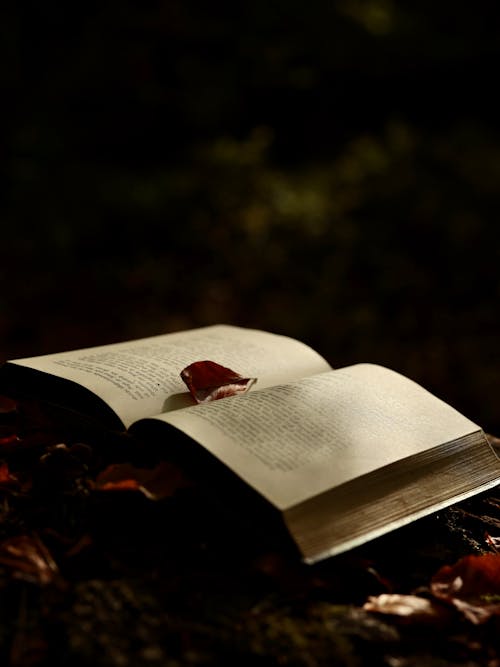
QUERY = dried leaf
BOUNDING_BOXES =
[64,533,93,558]
[363,593,453,624]
[0,433,21,449]
[94,461,191,500]
[180,360,257,403]
[0,534,60,586]
[0,395,18,415]
[431,553,500,624]
[0,461,18,486]
[485,532,500,553]
[98,478,142,492]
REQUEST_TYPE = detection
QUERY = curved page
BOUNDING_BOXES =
[9,325,331,428]
[150,364,480,509]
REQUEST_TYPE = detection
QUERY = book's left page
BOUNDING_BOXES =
[5,325,332,428]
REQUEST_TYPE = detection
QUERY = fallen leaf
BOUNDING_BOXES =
[0,534,60,586]
[94,460,191,500]
[180,360,257,403]
[0,433,21,449]
[99,478,142,492]
[0,395,18,415]
[485,532,500,553]
[64,533,93,558]
[0,461,18,486]
[431,553,500,624]
[363,593,453,625]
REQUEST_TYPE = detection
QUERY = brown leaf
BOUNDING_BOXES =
[485,532,500,553]
[94,460,191,500]
[180,360,257,403]
[431,553,500,624]
[0,395,18,415]
[98,478,142,492]
[363,593,453,625]
[0,461,18,485]
[0,433,21,449]
[0,535,60,586]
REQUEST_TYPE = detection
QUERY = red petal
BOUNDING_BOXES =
[180,360,257,403]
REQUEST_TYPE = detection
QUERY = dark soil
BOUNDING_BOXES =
[1,396,500,666]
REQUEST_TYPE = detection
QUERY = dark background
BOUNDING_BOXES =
[1,2,500,432]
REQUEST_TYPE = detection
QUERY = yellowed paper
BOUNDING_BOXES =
[156,364,479,509]
[11,325,331,427]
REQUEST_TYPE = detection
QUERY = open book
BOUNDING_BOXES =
[1,324,499,563]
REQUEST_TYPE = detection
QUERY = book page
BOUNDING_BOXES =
[148,364,480,509]
[9,325,331,427]
[285,431,500,562]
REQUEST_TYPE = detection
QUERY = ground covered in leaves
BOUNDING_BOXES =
[1,395,500,667]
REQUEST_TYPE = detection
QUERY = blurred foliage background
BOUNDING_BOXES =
[1,1,500,431]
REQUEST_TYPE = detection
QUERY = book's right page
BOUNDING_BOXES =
[140,364,483,509]
[285,429,498,563]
